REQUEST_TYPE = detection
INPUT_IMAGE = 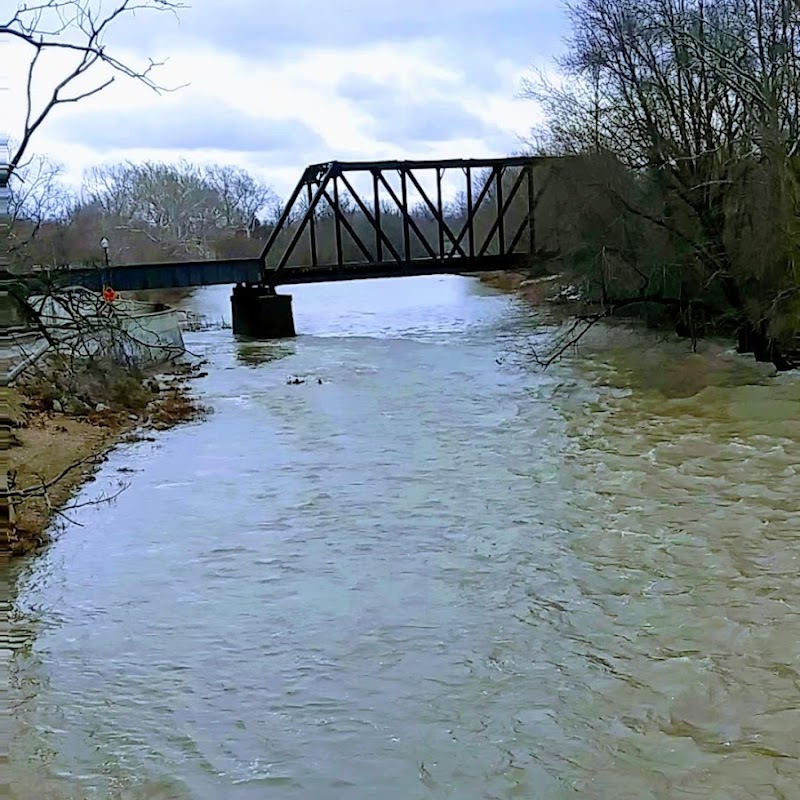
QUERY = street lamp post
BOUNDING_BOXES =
[100,237,110,267]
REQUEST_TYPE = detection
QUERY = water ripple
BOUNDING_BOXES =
[6,278,800,799]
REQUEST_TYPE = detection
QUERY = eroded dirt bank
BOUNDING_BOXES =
[5,360,206,555]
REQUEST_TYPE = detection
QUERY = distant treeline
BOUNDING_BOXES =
[8,160,282,267]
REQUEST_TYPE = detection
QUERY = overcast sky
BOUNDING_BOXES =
[4,0,567,196]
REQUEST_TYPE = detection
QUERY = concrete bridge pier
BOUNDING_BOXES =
[231,284,296,339]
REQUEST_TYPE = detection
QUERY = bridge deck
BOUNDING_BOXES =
[47,255,530,293]
[52,258,263,292]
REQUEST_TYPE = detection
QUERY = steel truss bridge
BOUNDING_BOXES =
[52,156,550,293]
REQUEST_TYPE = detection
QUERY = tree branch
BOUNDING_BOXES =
[3,0,187,172]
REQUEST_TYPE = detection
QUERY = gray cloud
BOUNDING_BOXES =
[337,75,503,145]
[146,0,565,86]
[337,74,393,106]
[51,102,326,156]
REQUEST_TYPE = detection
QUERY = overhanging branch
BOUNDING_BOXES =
[3,0,187,172]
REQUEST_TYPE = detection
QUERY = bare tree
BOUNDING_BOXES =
[84,161,220,257]
[7,153,74,251]
[2,0,185,175]
[203,165,281,233]
[524,0,800,367]
[82,161,281,259]
[10,155,71,219]
[2,1,188,267]
[1,1,190,551]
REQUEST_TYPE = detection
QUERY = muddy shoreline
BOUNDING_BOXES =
[477,269,570,304]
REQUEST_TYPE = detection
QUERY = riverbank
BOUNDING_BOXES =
[5,361,206,556]
[477,269,570,305]
[479,268,780,391]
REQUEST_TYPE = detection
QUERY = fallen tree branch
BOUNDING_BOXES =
[2,449,110,501]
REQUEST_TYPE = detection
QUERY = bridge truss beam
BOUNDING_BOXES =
[259,157,549,285]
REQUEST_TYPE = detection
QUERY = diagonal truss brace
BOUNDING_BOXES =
[259,157,551,284]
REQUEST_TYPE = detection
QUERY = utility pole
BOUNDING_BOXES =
[0,135,9,274]
[0,134,21,323]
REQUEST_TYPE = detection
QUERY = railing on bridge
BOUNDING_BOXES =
[258,157,549,285]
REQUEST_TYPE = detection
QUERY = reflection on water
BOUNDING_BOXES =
[235,340,296,369]
[6,277,800,799]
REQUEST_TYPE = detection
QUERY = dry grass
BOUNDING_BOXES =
[478,271,569,304]
[150,387,206,429]
[517,275,566,305]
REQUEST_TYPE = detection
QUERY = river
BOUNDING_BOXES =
[5,275,800,799]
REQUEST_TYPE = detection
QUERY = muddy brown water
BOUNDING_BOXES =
[5,276,800,799]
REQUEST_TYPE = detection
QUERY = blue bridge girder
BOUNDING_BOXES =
[50,258,264,293]
[44,253,532,293]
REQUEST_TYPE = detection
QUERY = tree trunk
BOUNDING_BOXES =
[738,323,793,370]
